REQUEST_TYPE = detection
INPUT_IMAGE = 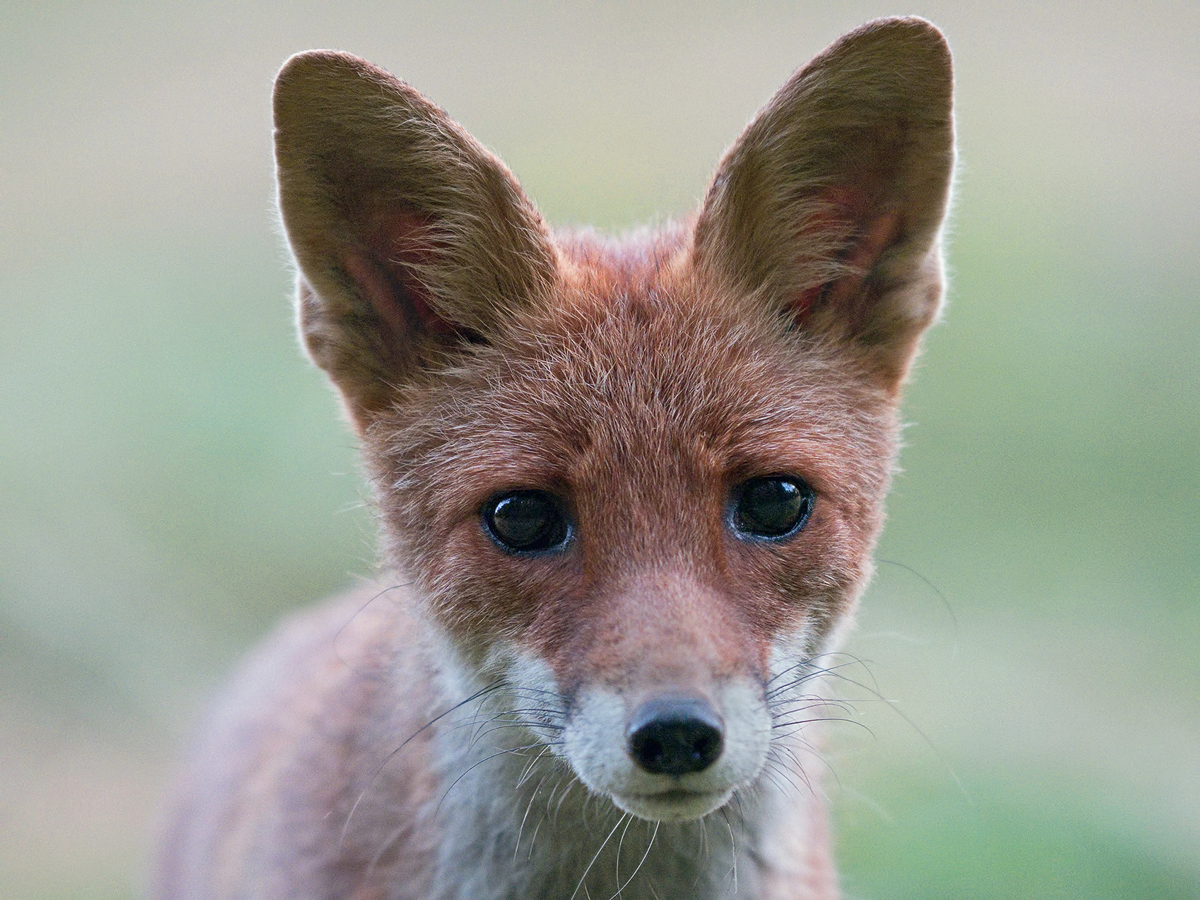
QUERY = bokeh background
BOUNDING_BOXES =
[2,2,1197,898]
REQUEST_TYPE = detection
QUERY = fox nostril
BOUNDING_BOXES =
[627,697,724,776]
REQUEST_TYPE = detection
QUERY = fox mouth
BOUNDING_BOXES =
[611,786,735,822]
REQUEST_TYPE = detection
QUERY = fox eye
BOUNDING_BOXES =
[482,490,572,554]
[730,475,814,541]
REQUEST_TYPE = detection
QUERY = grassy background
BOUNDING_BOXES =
[1,2,1197,897]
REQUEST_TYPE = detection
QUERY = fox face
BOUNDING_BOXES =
[357,247,903,821]
[274,11,952,856]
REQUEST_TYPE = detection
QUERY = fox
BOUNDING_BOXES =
[151,16,954,900]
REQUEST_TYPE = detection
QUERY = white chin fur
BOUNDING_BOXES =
[610,786,735,822]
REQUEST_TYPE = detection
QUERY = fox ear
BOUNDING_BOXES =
[274,51,557,430]
[694,17,955,387]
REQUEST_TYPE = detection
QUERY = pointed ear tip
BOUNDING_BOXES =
[274,49,399,106]
[277,49,361,84]
[830,16,950,71]
[805,17,952,109]
[275,50,351,117]
[878,16,950,62]
[857,15,949,42]
[273,50,423,137]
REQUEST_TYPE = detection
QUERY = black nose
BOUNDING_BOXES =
[627,697,724,776]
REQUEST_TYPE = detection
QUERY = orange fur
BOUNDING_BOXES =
[152,17,954,900]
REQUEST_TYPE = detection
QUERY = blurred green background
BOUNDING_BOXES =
[2,2,1197,898]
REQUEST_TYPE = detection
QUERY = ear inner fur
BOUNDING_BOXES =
[693,17,955,387]
[273,49,558,429]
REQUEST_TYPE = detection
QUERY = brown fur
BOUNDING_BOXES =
[152,17,954,900]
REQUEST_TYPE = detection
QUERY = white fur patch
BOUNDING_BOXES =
[564,678,771,822]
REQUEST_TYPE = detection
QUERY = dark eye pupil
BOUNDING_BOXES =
[483,491,570,553]
[732,476,813,539]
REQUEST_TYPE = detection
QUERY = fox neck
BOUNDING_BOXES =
[427,718,765,900]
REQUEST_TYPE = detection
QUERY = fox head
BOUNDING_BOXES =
[274,18,953,823]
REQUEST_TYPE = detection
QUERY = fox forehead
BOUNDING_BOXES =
[369,231,898,523]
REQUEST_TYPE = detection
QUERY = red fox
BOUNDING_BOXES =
[152,17,954,900]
